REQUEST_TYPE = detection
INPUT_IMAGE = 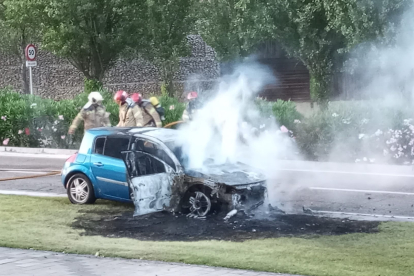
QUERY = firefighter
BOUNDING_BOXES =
[114,90,143,127]
[131,93,162,128]
[68,91,111,134]
[182,91,199,122]
[149,96,165,122]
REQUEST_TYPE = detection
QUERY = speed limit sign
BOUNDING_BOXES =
[25,44,37,95]
[25,44,36,61]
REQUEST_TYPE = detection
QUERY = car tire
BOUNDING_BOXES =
[181,186,213,217]
[66,174,96,204]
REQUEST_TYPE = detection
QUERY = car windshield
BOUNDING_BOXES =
[164,141,223,170]
[164,141,188,168]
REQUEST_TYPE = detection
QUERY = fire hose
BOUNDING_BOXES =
[163,121,184,129]
[0,170,61,182]
[2,121,185,182]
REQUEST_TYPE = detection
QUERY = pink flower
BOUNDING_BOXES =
[61,135,66,139]
[58,115,64,120]
[280,125,289,133]
[38,128,42,132]
[18,130,23,134]
[2,138,9,145]
[25,128,30,135]
[1,116,6,121]
[169,105,175,110]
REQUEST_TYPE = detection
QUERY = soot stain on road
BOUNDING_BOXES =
[72,210,380,242]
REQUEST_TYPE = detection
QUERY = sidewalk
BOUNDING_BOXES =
[0,247,302,276]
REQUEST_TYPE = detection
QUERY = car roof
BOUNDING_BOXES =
[128,127,178,142]
[86,127,178,142]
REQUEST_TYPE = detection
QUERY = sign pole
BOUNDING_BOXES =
[29,66,33,95]
[25,44,37,95]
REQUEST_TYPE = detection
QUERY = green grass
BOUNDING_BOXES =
[1,195,414,276]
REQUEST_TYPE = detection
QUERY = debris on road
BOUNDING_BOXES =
[303,206,313,214]
[224,209,238,221]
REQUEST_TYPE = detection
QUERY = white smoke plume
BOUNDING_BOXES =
[344,5,414,103]
[176,60,298,206]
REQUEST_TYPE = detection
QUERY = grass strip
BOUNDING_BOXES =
[0,195,413,276]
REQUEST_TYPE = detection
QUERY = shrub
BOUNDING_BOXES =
[255,98,303,131]
[4,85,413,166]
[0,87,186,148]
[158,93,186,125]
[294,100,414,163]
[272,99,303,131]
[84,78,103,94]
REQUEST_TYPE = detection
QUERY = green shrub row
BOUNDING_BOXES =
[2,87,414,165]
[0,88,185,149]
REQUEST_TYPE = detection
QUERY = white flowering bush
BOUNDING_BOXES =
[369,119,414,164]
[295,100,414,164]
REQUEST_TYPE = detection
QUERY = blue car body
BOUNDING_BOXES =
[61,128,131,203]
[61,127,268,217]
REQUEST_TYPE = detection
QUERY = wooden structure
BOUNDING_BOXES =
[220,41,311,102]
[256,41,310,101]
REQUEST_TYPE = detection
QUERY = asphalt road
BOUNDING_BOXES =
[0,154,66,171]
[0,154,66,195]
[1,153,414,221]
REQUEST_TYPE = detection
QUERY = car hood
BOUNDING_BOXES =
[184,162,266,186]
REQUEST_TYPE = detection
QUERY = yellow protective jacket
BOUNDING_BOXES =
[140,101,162,128]
[69,104,111,132]
[117,103,144,127]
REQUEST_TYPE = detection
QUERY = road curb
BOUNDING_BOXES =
[0,146,77,155]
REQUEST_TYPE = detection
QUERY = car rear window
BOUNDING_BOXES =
[103,137,130,159]
[94,137,106,155]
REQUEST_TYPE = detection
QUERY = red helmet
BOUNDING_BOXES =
[131,93,142,104]
[114,90,128,102]
[187,91,198,100]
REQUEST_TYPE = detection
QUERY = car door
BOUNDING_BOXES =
[90,135,131,200]
[122,148,174,216]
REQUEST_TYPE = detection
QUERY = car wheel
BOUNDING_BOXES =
[182,187,212,217]
[67,174,96,204]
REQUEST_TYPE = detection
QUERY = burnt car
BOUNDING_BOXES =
[121,127,268,217]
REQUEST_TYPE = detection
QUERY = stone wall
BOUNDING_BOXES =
[0,35,220,100]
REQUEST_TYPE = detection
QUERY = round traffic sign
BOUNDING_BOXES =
[25,44,37,61]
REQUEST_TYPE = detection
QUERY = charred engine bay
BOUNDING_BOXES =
[73,210,379,242]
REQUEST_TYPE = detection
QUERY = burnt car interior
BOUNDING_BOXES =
[126,138,176,178]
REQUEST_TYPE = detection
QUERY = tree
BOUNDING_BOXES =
[0,0,42,94]
[195,0,268,61]
[196,0,409,103]
[141,0,197,96]
[266,0,410,102]
[28,0,148,90]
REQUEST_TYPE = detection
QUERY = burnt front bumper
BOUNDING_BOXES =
[218,182,267,212]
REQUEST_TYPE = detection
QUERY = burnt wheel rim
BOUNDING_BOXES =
[189,191,211,217]
[69,178,89,203]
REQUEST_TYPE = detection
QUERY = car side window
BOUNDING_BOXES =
[131,138,175,171]
[94,137,106,155]
[104,137,130,160]
[130,152,166,176]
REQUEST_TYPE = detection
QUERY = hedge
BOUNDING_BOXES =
[2,87,414,165]
[0,88,185,149]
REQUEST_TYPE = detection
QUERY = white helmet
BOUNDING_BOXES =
[88,91,103,103]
